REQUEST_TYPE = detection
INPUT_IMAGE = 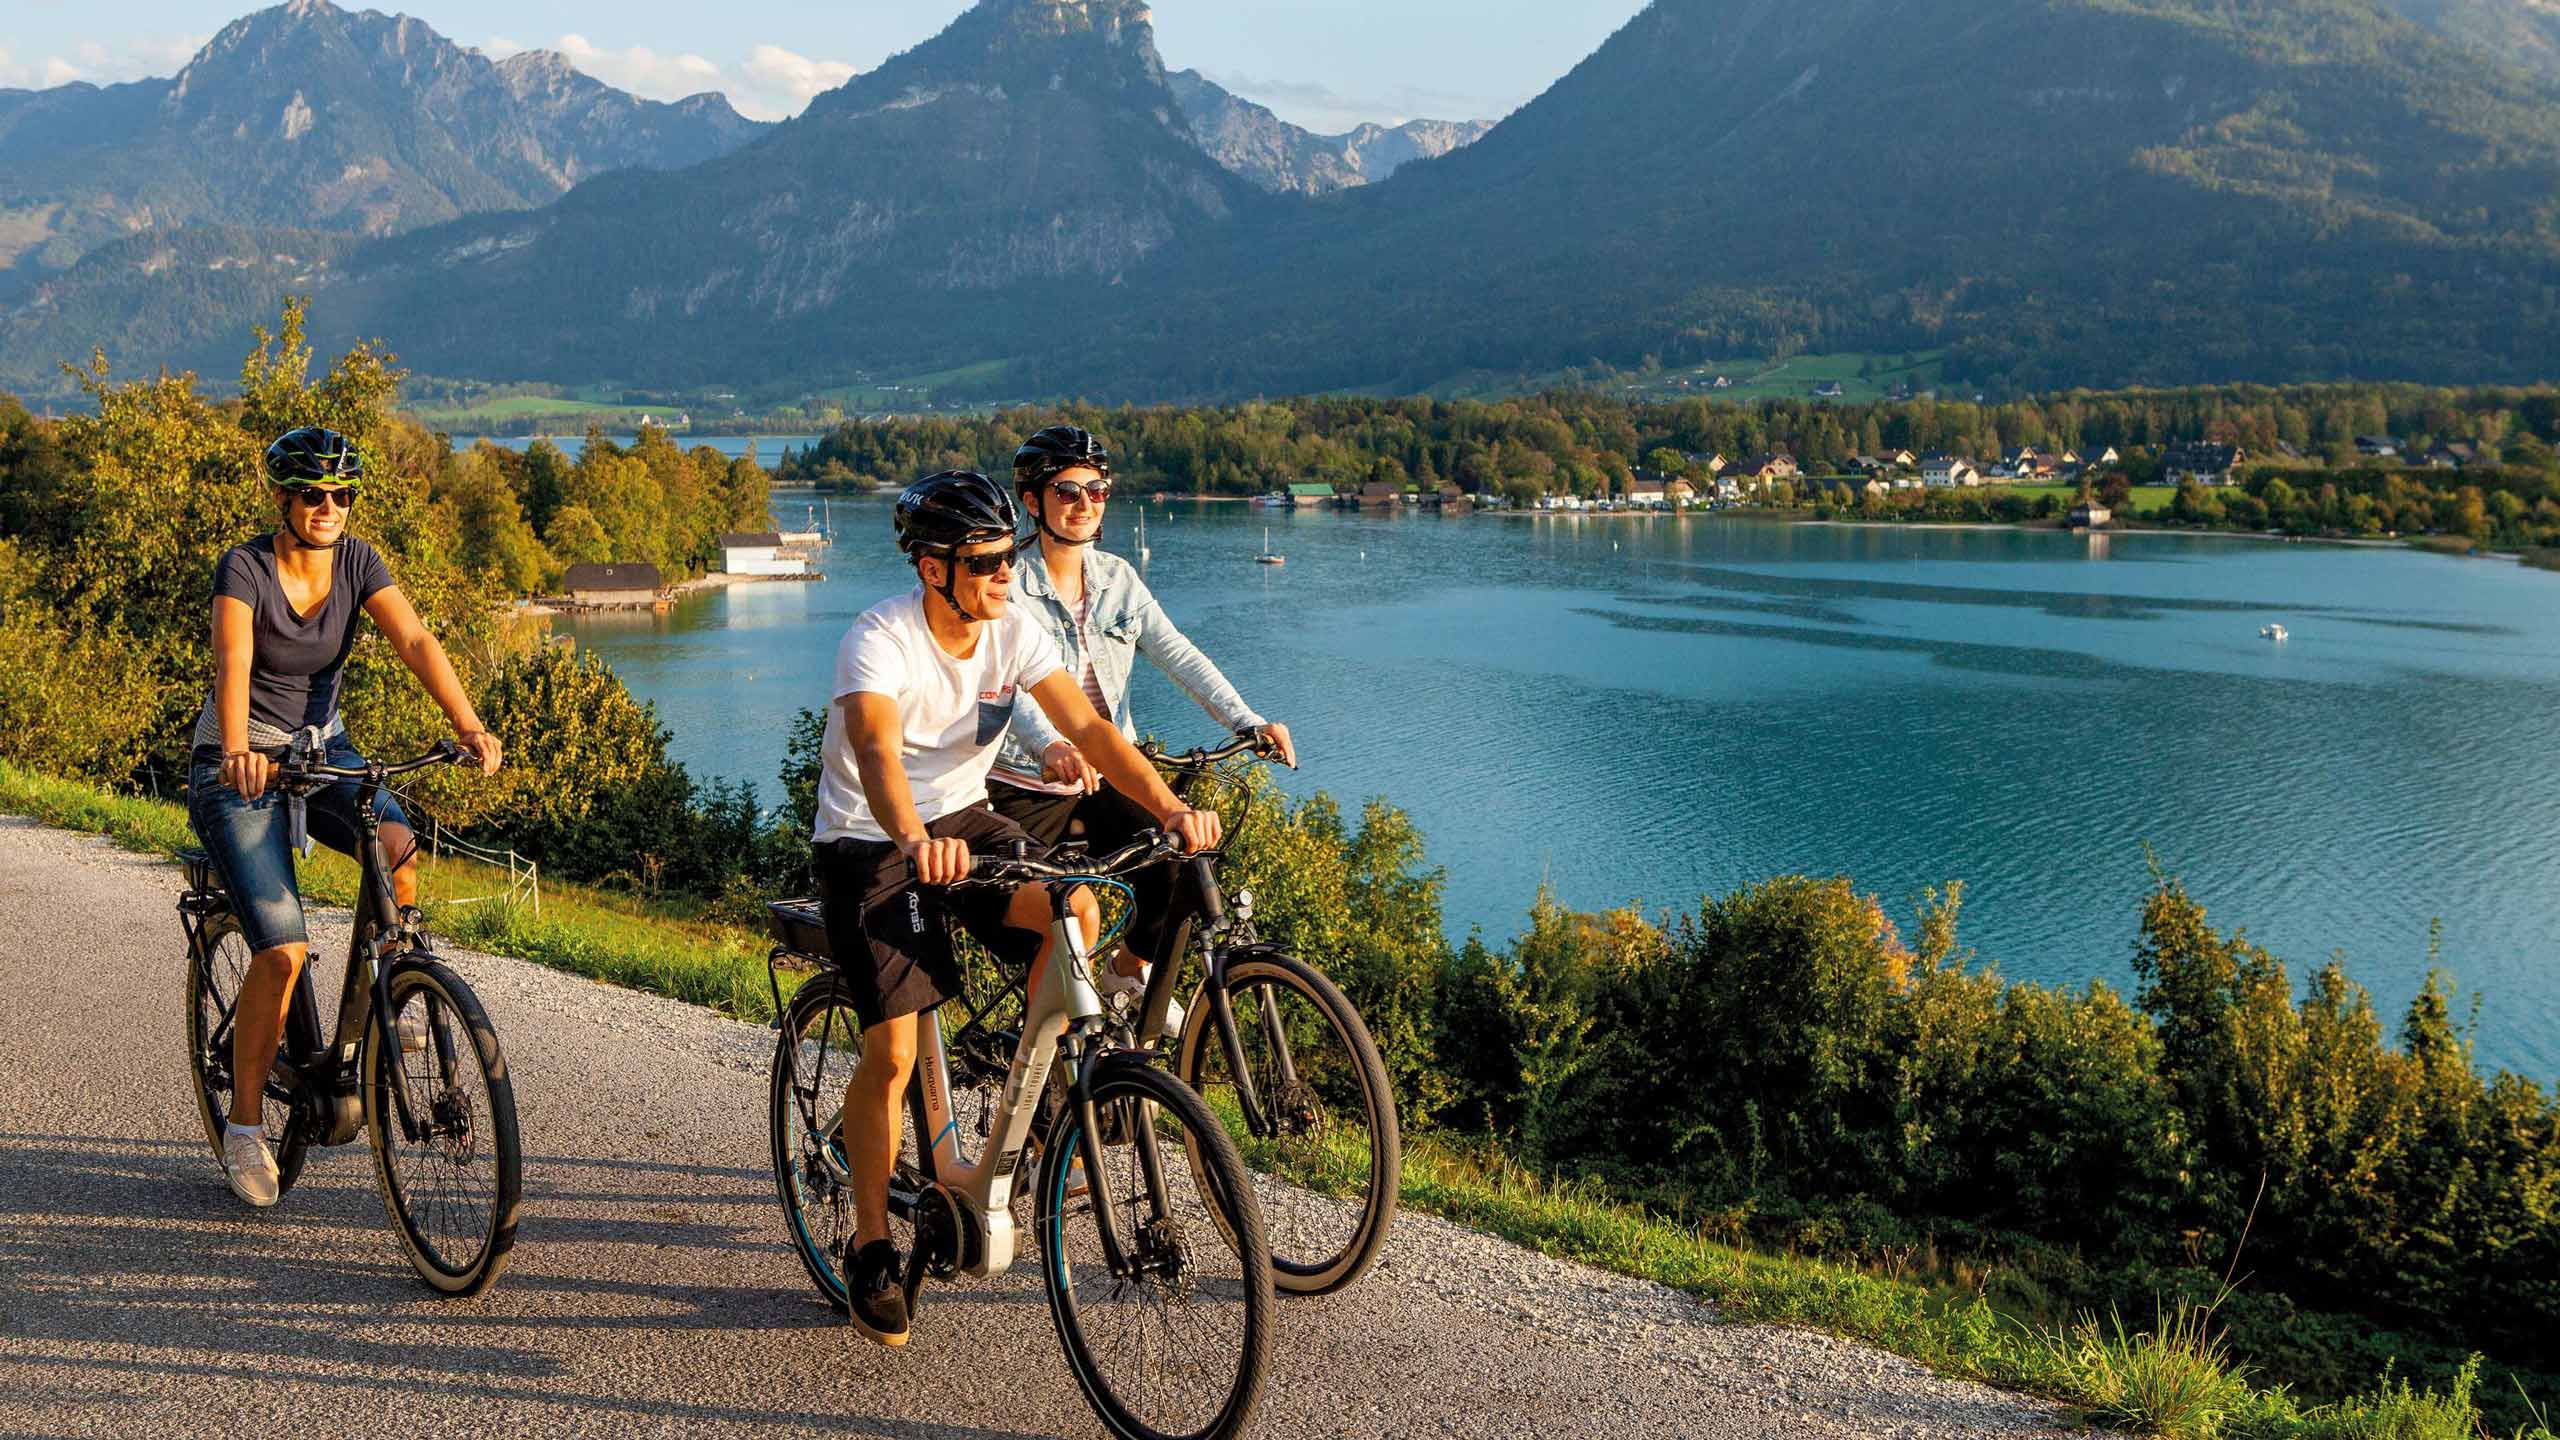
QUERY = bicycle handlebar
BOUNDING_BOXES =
[274,739,474,790]
[935,829,1187,889]
[1139,730,1286,771]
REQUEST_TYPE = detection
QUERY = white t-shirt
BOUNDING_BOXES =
[813,588,1067,844]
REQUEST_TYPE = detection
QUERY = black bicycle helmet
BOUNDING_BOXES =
[1013,426,1112,487]
[1014,426,1112,546]
[895,470,1021,621]
[263,426,364,485]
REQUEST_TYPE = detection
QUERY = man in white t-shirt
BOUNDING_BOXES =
[813,470,1220,1348]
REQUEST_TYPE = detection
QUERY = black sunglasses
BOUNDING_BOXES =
[946,549,1016,577]
[285,484,360,510]
[1043,479,1113,504]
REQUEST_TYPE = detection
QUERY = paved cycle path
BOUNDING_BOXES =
[0,817,2075,1439]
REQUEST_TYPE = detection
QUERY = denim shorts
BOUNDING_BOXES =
[186,735,411,953]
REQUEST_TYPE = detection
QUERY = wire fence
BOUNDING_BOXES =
[421,816,541,916]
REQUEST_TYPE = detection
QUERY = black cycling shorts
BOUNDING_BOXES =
[813,804,1046,1032]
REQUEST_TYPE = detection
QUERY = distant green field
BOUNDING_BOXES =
[1425,350,1948,406]
[1984,483,2178,516]
[814,359,1014,413]
[409,395,643,425]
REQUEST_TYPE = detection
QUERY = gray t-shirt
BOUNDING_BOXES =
[191,534,396,752]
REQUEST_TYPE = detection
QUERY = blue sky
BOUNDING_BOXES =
[0,1,1651,128]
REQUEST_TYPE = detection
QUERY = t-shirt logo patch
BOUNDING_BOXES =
[976,683,1017,745]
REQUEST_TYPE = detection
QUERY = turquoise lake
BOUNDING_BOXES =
[565,500,2560,1078]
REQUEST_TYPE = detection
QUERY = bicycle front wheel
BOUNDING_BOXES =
[1037,1055,1273,1440]
[1178,948,1400,1295]
[184,910,309,1195]
[364,955,522,1296]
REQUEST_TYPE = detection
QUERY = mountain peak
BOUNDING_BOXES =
[803,0,1176,125]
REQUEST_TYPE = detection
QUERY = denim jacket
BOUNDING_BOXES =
[999,543,1264,780]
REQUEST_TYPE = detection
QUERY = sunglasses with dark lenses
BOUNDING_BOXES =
[286,484,360,510]
[1044,479,1113,504]
[951,549,1016,577]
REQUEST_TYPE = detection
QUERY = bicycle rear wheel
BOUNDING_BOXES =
[184,911,309,1195]
[770,974,881,1312]
[1037,1055,1272,1440]
[364,955,522,1296]
[1179,949,1400,1296]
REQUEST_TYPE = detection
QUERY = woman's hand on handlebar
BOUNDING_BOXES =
[903,833,974,887]
[456,728,504,776]
[1248,722,1297,770]
[222,750,273,803]
[1164,807,1222,856]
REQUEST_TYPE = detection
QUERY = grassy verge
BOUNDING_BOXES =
[2521,548,2560,572]
[0,760,793,1023]
[8,761,2551,1438]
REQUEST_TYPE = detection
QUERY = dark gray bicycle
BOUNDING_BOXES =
[178,739,522,1295]
[1125,735,1401,1297]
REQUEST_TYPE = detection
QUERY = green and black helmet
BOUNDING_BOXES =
[263,426,363,486]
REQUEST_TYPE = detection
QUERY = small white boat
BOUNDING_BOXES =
[1250,491,1292,509]
[2260,624,2289,642]
[1256,527,1285,566]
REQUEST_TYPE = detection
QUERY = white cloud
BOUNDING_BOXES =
[740,44,856,119]
[2,33,204,90]
[551,33,725,100]
[484,34,850,121]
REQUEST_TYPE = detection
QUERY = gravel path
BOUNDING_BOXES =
[0,816,2077,1438]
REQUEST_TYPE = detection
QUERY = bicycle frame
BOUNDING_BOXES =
[181,765,433,1150]
[787,878,1177,1290]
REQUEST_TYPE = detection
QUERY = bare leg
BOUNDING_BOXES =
[843,1012,917,1249]
[229,943,308,1126]
[381,820,421,910]
[1009,884,1099,998]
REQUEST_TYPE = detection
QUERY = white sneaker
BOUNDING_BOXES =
[1095,963,1184,1040]
[222,1128,280,1208]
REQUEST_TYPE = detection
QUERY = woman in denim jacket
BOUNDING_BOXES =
[989,426,1295,1023]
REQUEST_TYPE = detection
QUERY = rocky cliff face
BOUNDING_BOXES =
[1166,69,1491,194]
[0,0,765,288]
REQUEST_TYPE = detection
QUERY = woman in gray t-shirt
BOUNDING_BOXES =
[185,426,505,1211]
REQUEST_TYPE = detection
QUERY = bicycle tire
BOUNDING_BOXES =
[1177,948,1400,1296]
[363,954,522,1296]
[1037,1054,1273,1440]
[184,910,309,1196]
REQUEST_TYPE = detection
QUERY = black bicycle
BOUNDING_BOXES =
[178,740,522,1296]
[1125,735,1402,1298]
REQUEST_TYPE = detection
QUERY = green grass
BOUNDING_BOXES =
[2525,548,2560,572]
[8,759,2553,1439]
[1978,483,2180,517]
[407,395,656,428]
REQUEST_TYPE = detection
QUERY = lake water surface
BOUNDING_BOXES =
[566,503,2560,1077]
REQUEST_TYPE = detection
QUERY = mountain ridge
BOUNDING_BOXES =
[0,0,765,290]
[1165,69,1492,194]
[9,0,2560,401]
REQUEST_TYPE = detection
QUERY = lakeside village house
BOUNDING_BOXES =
[717,532,810,577]
[560,562,664,608]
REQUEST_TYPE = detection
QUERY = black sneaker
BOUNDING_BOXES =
[840,1238,909,1347]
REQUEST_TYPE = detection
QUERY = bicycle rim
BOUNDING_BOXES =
[1181,954,1401,1295]
[366,957,522,1295]
[1039,1061,1272,1440]
[185,914,306,1193]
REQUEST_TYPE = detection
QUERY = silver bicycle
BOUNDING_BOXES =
[765,831,1275,1440]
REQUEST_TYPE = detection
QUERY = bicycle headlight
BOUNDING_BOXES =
[1232,888,1254,923]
